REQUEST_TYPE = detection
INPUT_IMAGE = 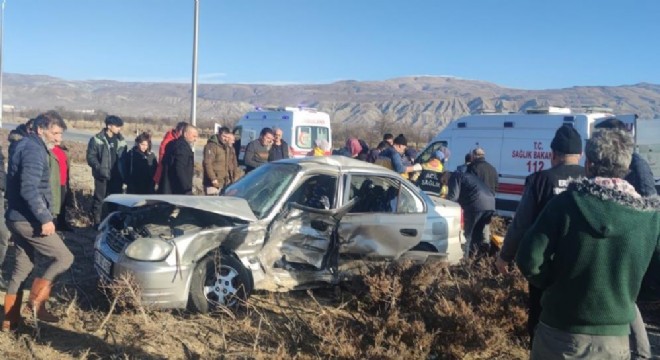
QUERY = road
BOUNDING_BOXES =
[1,122,205,162]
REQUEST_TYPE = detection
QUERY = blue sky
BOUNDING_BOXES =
[3,0,659,89]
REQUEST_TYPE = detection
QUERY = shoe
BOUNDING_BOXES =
[2,292,23,332]
[24,278,59,323]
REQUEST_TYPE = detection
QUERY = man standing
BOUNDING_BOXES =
[375,134,423,178]
[595,118,657,197]
[456,153,472,173]
[244,127,274,172]
[516,129,660,359]
[45,111,72,231]
[203,126,243,195]
[160,124,198,195]
[2,112,74,331]
[268,127,290,162]
[467,147,498,193]
[0,141,10,290]
[495,125,585,344]
[86,115,127,225]
[153,121,188,187]
[444,170,496,258]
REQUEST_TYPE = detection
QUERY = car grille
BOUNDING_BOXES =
[106,227,131,253]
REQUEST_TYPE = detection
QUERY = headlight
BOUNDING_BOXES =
[124,239,174,261]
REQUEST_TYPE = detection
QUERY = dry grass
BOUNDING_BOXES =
[1,240,532,359]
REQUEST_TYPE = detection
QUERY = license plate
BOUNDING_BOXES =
[95,251,113,278]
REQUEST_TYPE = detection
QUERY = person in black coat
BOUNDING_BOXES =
[444,170,496,258]
[122,132,157,194]
[467,147,499,193]
[159,125,198,195]
[268,127,289,162]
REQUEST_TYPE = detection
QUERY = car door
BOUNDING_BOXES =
[337,173,427,259]
[260,173,346,271]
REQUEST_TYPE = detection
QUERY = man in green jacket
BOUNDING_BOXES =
[86,116,127,225]
[516,128,660,359]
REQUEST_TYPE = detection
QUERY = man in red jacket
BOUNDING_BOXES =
[153,121,188,187]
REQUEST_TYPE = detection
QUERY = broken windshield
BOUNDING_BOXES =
[223,163,299,219]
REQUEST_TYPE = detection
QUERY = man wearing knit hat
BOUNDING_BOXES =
[496,124,585,345]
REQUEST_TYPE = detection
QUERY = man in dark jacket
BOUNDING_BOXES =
[0,142,9,290]
[244,127,274,172]
[595,118,657,197]
[444,170,496,258]
[159,124,198,195]
[495,125,585,345]
[268,127,289,162]
[516,129,660,359]
[467,147,498,193]
[154,121,188,187]
[2,112,74,331]
[86,115,127,225]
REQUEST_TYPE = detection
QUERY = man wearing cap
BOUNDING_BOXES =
[86,115,127,226]
[495,124,585,345]
[467,147,498,193]
[375,134,423,178]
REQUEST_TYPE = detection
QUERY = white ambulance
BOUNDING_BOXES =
[415,106,651,216]
[234,107,332,162]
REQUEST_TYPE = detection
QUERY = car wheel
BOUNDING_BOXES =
[411,242,438,252]
[188,252,252,313]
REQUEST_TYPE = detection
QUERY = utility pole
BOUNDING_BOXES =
[190,0,199,126]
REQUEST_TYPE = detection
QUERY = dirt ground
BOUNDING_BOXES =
[0,129,657,359]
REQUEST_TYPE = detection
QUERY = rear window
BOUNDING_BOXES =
[295,126,330,149]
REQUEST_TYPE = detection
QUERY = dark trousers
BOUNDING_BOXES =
[528,282,543,347]
[92,177,123,224]
[0,193,10,268]
[463,210,494,258]
[56,185,68,226]
[6,221,74,294]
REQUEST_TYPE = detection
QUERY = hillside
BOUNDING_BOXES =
[5,74,660,129]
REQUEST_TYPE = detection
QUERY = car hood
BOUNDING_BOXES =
[104,194,258,222]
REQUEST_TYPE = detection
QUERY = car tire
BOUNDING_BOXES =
[187,252,252,313]
[411,242,438,252]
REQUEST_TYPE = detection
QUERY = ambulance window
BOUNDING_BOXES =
[417,141,449,163]
[296,127,313,148]
[316,127,330,143]
[295,126,331,149]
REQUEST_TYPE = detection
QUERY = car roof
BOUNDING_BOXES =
[276,155,394,174]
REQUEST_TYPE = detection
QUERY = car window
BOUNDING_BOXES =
[348,175,400,213]
[287,174,337,209]
[223,163,299,219]
[397,183,425,213]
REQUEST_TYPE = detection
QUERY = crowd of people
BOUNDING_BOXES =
[0,113,658,360]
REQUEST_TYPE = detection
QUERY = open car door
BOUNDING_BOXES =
[260,199,356,271]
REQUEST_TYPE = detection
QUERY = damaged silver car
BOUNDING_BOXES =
[94,156,462,313]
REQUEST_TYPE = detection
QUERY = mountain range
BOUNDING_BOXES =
[4,73,660,129]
